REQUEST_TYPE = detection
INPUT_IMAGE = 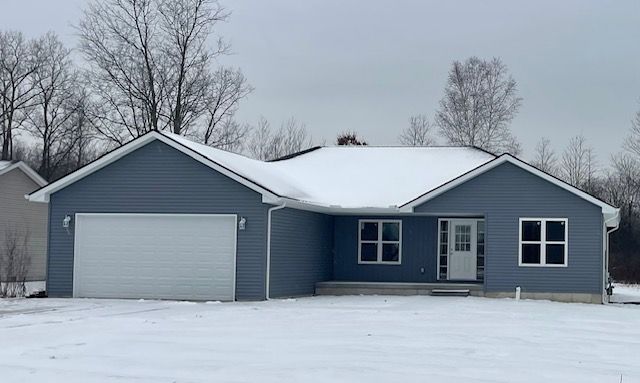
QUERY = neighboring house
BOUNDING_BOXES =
[0,161,48,283]
[28,131,620,303]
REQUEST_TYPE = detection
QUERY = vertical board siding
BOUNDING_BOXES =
[48,140,269,300]
[415,162,603,294]
[333,216,438,282]
[269,208,334,297]
[0,168,48,281]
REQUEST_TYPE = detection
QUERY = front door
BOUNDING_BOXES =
[448,219,477,280]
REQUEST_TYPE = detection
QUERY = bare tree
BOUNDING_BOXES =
[0,31,39,160]
[435,57,522,155]
[157,0,230,134]
[399,114,436,146]
[197,68,253,147]
[336,132,367,146]
[602,154,640,218]
[560,135,597,191]
[77,0,167,144]
[624,106,640,158]
[0,228,30,298]
[246,117,312,160]
[77,0,245,147]
[531,137,558,174]
[24,33,81,180]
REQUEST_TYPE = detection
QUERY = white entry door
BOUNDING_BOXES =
[448,219,477,281]
[73,213,237,301]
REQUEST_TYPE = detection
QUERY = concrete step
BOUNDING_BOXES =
[430,289,470,297]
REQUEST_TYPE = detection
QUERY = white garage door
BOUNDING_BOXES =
[73,214,237,301]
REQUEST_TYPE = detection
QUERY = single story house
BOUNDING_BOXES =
[0,160,48,283]
[28,131,620,303]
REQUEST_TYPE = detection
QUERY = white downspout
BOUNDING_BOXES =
[265,201,287,300]
[603,210,620,304]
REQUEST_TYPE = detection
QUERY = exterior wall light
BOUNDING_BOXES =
[238,217,246,231]
[63,215,72,228]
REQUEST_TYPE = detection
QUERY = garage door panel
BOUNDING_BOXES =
[74,214,236,301]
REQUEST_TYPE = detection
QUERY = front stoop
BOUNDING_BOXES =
[315,281,484,297]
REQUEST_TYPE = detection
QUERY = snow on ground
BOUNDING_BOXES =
[612,283,640,303]
[0,295,639,383]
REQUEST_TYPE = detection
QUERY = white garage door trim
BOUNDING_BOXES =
[72,213,238,301]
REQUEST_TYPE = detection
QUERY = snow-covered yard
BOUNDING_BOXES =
[0,295,639,383]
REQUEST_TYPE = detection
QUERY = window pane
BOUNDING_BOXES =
[522,221,541,241]
[440,244,448,255]
[382,222,400,241]
[521,244,541,264]
[455,224,471,251]
[546,244,565,264]
[360,243,378,262]
[360,222,378,241]
[382,243,400,262]
[546,221,566,242]
[440,220,448,232]
[440,255,447,266]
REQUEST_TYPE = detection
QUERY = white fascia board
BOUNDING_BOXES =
[28,132,280,203]
[400,154,619,218]
[0,162,48,188]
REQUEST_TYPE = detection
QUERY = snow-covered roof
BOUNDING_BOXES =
[164,132,496,208]
[27,130,619,224]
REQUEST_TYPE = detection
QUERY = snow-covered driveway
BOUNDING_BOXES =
[0,296,638,383]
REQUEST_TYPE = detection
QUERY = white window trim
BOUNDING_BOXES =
[518,218,568,267]
[358,219,402,265]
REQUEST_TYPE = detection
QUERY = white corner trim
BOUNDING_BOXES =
[0,161,48,188]
[518,217,569,267]
[27,132,280,203]
[400,155,619,218]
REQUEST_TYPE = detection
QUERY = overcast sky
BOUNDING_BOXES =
[1,0,639,161]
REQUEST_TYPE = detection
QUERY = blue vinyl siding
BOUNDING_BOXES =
[333,216,438,282]
[47,140,269,300]
[414,162,604,294]
[269,208,334,297]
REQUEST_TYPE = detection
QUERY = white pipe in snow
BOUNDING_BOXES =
[515,286,521,301]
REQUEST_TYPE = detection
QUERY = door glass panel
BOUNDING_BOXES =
[454,224,471,251]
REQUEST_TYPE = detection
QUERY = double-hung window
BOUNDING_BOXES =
[519,218,568,267]
[358,220,402,264]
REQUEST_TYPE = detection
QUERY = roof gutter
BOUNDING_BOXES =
[265,200,287,300]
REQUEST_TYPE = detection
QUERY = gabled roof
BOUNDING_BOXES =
[399,154,619,223]
[0,161,47,187]
[27,130,619,224]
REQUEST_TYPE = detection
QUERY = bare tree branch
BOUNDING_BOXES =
[435,57,522,155]
[399,114,436,146]
[531,137,557,175]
